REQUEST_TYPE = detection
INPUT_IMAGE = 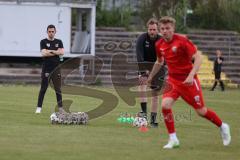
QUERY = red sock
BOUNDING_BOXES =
[162,108,175,134]
[204,109,222,127]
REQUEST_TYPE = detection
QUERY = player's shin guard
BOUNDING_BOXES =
[204,109,222,127]
[162,108,175,134]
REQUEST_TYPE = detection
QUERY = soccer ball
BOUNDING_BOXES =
[77,112,89,124]
[50,112,59,124]
[133,117,148,127]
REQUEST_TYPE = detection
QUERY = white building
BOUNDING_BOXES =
[0,0,96,57]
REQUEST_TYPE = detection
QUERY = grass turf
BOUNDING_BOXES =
[0,85,239,160]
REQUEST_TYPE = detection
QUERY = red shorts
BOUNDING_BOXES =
[163,76,205,109]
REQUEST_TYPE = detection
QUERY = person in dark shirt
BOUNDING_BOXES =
[210,50,225,91]
[136,18,166,127]
[35,24,65,114]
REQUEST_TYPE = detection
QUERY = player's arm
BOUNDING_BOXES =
[183,51,203,85]
[147,57,163,84]
[51,40,64,55]
[217,57,223,64]
[136,34,149,79]
[190,51,203,75]
[136,34,145,62]
[40,40,55,57]
[51,48,64,55]
[41,49,55,57]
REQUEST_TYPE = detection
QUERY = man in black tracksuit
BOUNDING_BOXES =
[136,18,166,127]
[35,24,65,113]
[210,50,225,91]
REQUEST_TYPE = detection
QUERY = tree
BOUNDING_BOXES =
[219,0,240,31]
[138,0,189,32]
[188,0,240,32]
[96,0,132,27]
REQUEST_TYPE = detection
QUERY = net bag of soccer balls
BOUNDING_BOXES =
[50,112,89,125]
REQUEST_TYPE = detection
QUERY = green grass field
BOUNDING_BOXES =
[0,85,239,160]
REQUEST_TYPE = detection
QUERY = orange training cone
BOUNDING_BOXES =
[138,126,149,132]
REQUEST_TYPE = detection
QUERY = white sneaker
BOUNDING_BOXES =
[220,123,231,146]
[35,107,42,114]
[163,138,180,149]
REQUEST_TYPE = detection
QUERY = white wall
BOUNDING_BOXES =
[0,4,71,55]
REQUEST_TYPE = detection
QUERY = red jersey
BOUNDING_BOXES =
[155,34,197,81]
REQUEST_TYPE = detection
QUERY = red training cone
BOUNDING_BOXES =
[138,126,149,132]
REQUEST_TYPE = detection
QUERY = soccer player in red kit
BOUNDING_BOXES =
[148,16,231,149]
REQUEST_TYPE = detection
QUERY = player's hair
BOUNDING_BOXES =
[159,16,176,26]
[146,18,158,27]
[47,24,56,31]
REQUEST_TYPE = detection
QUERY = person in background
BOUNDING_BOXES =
[35,24,65,114]
[210,50,225,91]
[136,18,166,127]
